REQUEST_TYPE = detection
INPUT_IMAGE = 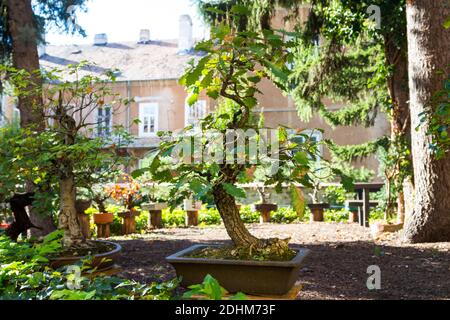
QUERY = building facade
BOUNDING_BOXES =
[0,13,390,176]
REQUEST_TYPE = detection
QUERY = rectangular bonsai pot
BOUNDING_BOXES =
[166,244,310,296]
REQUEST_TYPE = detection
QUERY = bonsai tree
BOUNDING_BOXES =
[135,12,351,256]
[1,63,133,247]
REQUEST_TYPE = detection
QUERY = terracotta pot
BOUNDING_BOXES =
[49,240,121,271]
[308,203,330,222]
[94,212,114,225]
[0,223,10,230]
[255,203,278,223]
[348,210,359,223]
[94,213,114,238]
[167,244,311,295]
[77,213,91,239]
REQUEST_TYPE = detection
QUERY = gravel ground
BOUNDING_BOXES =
[112,222,450,300]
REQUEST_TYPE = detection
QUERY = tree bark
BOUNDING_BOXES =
[6,0,55,237]
[403,0,450,242]
[212,184,261,247]
[385,35,412,224]
[58,171,84,247]
[6,0,45,128]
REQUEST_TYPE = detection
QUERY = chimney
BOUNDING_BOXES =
[178,15,193,54]
[94,33,108,46]
[138,29,151,44]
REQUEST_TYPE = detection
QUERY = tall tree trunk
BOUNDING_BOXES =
[6,0,55,237]
[385,37,412,224]
[403,0,450,243]
[6,0,44,128]
[58,171,83,248]
[212,184,260,247]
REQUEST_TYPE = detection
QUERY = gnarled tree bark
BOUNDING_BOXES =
[403,0,450,242]
[213,184,260,247]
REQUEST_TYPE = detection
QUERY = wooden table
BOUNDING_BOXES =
[353,183,384,227]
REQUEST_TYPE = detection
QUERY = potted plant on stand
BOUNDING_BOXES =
[307,161,334,222]
[107,176,142,235]
[183,196,202,227]
[254,185,277,223]
[91,187,114,238]
[134,20,351,295]
[140,182,169,229]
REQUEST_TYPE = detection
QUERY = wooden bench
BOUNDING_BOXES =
[345,200,380,225]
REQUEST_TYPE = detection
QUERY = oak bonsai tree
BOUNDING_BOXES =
[1,63,133,247]
[134,12,351,259]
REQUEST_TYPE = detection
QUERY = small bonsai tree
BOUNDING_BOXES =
[1,63,133,247]
[135,11,351,256]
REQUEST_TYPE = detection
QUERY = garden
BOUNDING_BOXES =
[0,0,449,302]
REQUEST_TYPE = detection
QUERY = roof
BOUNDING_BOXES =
[39,40,201,82]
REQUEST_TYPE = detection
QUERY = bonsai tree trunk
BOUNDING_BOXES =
[58,168,83,247]
[6,193,39,241]
[403,0,450,242]
[213,184,260,247]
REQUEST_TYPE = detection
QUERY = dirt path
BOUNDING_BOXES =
[112,223,450,300]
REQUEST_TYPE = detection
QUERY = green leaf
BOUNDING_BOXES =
[230,4,251,15]
[444,18,450,29]
[223,183,246,199]
[187,93,199,106]
[294,151,309,166]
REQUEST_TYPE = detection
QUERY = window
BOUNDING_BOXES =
[289,129,323,162]
[139,103,158,136]
[96,106,112,137]
[185,100,207,127]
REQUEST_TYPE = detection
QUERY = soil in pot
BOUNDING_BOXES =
[48,240,121,270]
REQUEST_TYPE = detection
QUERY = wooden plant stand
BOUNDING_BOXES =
[185,210,199,226]
[119,210,140,235]
[255,204,278,223]
[93,213,114,238]
[148,210,163,229]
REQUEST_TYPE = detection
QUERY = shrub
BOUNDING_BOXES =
[162,208,186,227]
[324,209,350,222]
[199,207,222,225]
[0,232,178,300]
[239,205,260,223]
[271,207,301,224]
[324,186,348,206]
